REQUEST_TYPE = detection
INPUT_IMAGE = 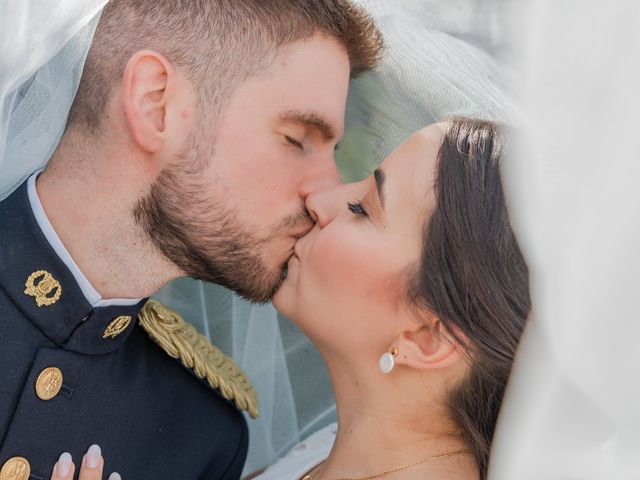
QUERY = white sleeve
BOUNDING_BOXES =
[490,1,640,478]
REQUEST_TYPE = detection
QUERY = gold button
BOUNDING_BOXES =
[103,315,132,339]
[0,456,30,480]
[35,367,63,401]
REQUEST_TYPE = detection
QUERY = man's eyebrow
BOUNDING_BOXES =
[279,110,336,142]
[374,168,385,208]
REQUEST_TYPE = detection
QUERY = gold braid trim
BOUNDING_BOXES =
[138,299,259,419]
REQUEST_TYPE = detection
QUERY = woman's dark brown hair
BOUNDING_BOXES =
[410,117,530,479]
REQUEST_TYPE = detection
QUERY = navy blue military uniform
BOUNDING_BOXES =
[0,181,248,479]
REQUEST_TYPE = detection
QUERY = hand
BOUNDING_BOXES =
[50,444,120,480]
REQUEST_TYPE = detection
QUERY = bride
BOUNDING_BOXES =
[52,117,530,480]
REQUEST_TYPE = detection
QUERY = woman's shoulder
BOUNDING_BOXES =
[251,423,337,480]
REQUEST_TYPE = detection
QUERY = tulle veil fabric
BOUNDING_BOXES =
[0,0,108,201]
[0,0,516,475]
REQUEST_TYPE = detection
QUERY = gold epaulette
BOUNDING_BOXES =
[138,299,259,419]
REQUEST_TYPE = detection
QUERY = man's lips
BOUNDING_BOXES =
[283,241,300,264]
[290,222,313,260]
[291,220,314,239]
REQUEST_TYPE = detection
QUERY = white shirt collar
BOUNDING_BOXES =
[27,172,143,308]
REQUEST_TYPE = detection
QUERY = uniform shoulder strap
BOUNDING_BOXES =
[138,299,259,419]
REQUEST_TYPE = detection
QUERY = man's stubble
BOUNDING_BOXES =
[133,136,298,303]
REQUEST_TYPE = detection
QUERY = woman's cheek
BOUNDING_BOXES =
[310,231,381,304]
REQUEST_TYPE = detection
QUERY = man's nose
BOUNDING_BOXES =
[298,155,342,200]
[305,185,343,229]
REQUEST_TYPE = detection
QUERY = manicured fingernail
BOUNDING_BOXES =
[108,473,121,480]
[85,444,101,468]
[57,452,72,477]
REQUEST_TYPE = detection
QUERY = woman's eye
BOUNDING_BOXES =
[285,135,304,150]
[347,201,369,217]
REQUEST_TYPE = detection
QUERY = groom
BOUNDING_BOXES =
[0,0,381,479]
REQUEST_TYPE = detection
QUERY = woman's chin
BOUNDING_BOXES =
[273,282,310,333]
[271,287,285,312]
[272,275,294,317]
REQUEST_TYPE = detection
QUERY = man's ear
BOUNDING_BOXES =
[393,318,464,371]
[121,50,192,154]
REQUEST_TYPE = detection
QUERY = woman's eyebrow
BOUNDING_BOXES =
[373,168,385,208]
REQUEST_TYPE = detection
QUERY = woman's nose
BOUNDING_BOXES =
[305,185,344,229]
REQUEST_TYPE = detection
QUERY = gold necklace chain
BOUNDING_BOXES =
[301,449,472,480]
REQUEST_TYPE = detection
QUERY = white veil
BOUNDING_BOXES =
[0,0,107,200]
[0,0,518,474]
[490,1,640,478]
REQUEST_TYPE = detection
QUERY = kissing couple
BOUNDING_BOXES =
[0,1,528,480]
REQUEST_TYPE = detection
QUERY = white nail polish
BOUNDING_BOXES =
[108,473,122,480]
[86,444,101,468]
[57,452,72,477]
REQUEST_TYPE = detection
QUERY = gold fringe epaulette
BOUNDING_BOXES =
[138,299,259,419]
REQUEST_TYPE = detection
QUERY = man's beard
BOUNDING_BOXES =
[133,162,298,303]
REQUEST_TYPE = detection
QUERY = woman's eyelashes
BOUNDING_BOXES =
[347,201,369,218]
[285,135,304,151]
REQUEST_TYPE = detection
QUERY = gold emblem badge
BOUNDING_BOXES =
[103,315,132,339]
[24,270,62,307]
[0,456,31,480]
[35,367,63,401]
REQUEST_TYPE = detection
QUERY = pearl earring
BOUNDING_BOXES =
[378,346,399,374]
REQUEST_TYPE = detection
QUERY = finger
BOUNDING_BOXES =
[50,452,76,480]
[108,473,122,480]
[78,444,104,480]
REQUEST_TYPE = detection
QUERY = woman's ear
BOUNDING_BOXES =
[121,50,193,155]
[392,319,464,371]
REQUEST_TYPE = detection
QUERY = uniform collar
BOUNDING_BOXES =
[27,172,142,307]
[0,180,148,355]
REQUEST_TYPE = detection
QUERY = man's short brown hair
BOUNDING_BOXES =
[68,0,383,134]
